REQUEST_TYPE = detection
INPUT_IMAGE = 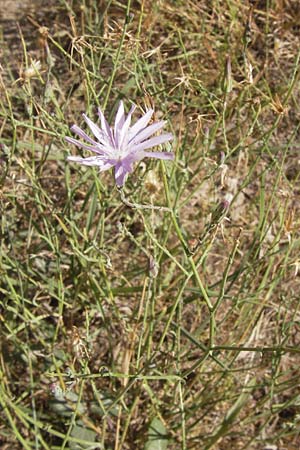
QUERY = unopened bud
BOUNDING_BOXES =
[145,170,160,195]
[211,199,230,224]
[149,256,159,278]
[245,57,253,84]
[22,59,42,81]
[222,56,232,94]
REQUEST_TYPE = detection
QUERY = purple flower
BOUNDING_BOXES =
[66,101,174,186]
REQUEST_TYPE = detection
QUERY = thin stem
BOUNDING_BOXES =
[118,187,172,212]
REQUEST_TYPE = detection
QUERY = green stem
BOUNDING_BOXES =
[161,162,213,311]
[103,0,132,108]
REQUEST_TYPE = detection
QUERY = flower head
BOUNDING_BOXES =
[66,101,174,186]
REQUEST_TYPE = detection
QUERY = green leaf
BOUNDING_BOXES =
[144,417,169,450]
[69,421,98,449]
[204,377,257,449]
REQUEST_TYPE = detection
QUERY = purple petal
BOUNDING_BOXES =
[129,109,154,139]
[67,155,106,166]
[114,102,125,148]
[82,114,105,142]
[114,162,127,186]
[114,101,125,131]
[142,151,175,160]
[66,136,104,154]
[127,104,136,119]
[98,107,115,146]
[118,107,135,148]
[121,157,134,174]
[70,124,98,145]
[129,133,174,153]
[98,162,114,172]
[129,121,166,145]
[114,156,135,186]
